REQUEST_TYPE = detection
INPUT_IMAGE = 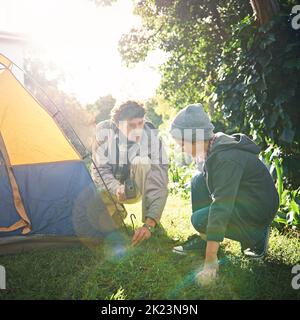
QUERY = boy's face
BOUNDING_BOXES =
[117,117,145,142]
[175,139,205,159]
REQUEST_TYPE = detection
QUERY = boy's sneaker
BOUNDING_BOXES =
[242,226,271,260]
[172,235,206,256]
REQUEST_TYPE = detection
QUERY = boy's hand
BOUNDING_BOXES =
[196,257,219,286]
[196,240,220,286]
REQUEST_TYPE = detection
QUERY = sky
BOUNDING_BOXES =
[0,0,165,104]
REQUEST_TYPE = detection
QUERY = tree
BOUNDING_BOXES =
[144,97,163,128]
[250,0,280,25]
[119,0,300,187]
[24,55,94,153]
[86,94,116,124]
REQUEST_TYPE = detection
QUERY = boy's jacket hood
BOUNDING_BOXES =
[209,132,261,157]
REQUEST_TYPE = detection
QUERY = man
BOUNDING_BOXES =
[170,104,279,285]
[91,101,168,246]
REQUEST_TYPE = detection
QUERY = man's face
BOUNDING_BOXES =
[118,117,145,142]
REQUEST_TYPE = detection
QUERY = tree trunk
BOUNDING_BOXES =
[250,0,280,25]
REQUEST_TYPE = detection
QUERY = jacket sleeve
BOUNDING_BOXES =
[206,160,244,242]
[90,123,121,195]
[142,139,169,223]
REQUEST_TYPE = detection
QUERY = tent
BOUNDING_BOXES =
[0,54,119,254]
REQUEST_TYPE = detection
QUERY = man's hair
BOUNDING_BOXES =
[111,100,145,124]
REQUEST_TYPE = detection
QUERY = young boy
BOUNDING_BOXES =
[170,104,279,284]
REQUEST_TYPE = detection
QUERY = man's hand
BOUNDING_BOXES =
[116,184,126,202]
[131,218,156,246]
[131,226,152,246]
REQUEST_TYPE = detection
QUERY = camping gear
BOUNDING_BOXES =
[124,178,138,200]
[0,53,127,254]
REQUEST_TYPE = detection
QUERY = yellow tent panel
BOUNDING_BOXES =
[0,54,12,68]
[0,67,80,165]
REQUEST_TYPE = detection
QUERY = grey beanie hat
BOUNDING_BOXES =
[170,103,214,142]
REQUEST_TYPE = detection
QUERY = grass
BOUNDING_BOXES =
[0,195,299,300]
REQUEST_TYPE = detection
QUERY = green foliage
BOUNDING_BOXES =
[119,0,300,187]
[275,188,300,230]
[216,11,300,187]
[168,149,195,200]
[119,0,252,108]
[263,145,300,231]
[144,97,163,127]
[106,287,127,300]
[86,94,116,124]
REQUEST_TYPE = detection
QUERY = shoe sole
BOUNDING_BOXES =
[245,252,265,260]
[172,248,203,256]
[172,248,188,255]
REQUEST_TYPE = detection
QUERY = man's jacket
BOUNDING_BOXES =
[91,119,168,223]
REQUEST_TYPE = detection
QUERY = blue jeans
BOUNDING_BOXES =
[191,173,268,248]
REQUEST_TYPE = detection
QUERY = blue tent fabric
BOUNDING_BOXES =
[0,153,117,238]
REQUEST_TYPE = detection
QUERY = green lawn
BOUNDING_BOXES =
[0,195,299,300]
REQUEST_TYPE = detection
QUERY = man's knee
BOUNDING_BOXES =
[131,156,151,170]
[130,156,151,193]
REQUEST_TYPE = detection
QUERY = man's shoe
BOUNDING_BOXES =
[242,226,271,260]
[172,235,206,256]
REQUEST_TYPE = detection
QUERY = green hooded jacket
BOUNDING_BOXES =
[203,132,279,242]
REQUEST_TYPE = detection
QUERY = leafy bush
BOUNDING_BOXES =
[216,11,300,188]
[263,145,300,231]
[168,150,195,200]
[275,188,300,231]
[119,0,300,188]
